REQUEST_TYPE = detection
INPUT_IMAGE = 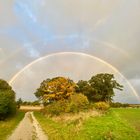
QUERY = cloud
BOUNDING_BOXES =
[0,0,140,102]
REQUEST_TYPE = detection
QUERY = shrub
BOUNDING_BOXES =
[0,90,16,120]
[110,102,129,108]
[67,93,89,113]
[0,79,16,120]
[43,93,89,116]
[94,102,110,111]
[44,100,69,116]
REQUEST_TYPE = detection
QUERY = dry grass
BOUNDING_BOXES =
[52,109,101,123]
[34,111,101,140]
[0,111,25,140]
[20,106,43,111]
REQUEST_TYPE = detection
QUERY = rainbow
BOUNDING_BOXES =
[9,52,140,101]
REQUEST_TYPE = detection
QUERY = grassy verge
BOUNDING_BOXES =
[34,109,140,140]
[34,112,80,140]
[0,111,25,140]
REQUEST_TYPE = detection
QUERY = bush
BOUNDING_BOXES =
[110,102,129,108]
[44,100,69,116]
[0,79,16,120]
[43,93,89,116]
[0,90,16,120]
[67,93,89,113]
[94,102,110,111]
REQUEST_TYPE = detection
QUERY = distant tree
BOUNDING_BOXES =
[16,98,23,108]
[22,101,27,105]
[110,102,129,108]
[0,79,16,120]
[34,77,76,104]
[32,100,40,106]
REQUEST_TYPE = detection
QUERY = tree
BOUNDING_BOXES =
[0,79,16,120]
[16,98,23,108]
[89,73,123,102]
[76,80,94,101]
[32,100,40,106]
[34,77,76,104]
[76,73,123,102]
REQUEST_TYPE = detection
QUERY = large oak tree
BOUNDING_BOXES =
[76,73,123,102]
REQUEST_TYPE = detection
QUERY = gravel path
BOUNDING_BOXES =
[8,112,48,140]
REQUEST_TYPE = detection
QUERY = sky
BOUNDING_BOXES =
[0,0,140,103]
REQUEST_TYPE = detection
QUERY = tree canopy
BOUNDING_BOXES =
[34,77,76,103]
[34,73,123,104]
[76,73,123,102]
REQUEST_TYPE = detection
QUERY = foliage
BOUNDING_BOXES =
[34,74,123,115]
[0,79,16,120]
[76,80,93,101]
[110,102,129,108]
[20,100,40,106]
[32,100,40,106]
[34,77,76,103]
[94,102,110,111]
[77,73,123,102]
[16,98,23,108]
[44,100,69,116]
[89,73,123,102]
[0,79,12,91]
[67,93,89,113]
[44,93,89,116]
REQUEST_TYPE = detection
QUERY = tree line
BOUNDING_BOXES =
[0,73,123,119]
[34,73,123,104]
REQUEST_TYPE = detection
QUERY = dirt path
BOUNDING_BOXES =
[8,112,48,140]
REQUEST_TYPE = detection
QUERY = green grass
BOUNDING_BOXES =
[34,109,140,140]
[0,111,25,140]
[78,109,140,140]
[34,112,79,140]
[113,108,140,131]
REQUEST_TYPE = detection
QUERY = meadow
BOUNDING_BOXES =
[0,111,25,140]
[34,108,140,140]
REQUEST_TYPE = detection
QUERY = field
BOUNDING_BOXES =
[114,108,140,131]
[34,108,140,140]
[0,111,25,140]
[20,105,43,111]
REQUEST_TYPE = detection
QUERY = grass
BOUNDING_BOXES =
[78,109,140,140]
[34,112,80,140]
[113,108,140,131]
[0,111,25,140]
[34,108,140,140]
